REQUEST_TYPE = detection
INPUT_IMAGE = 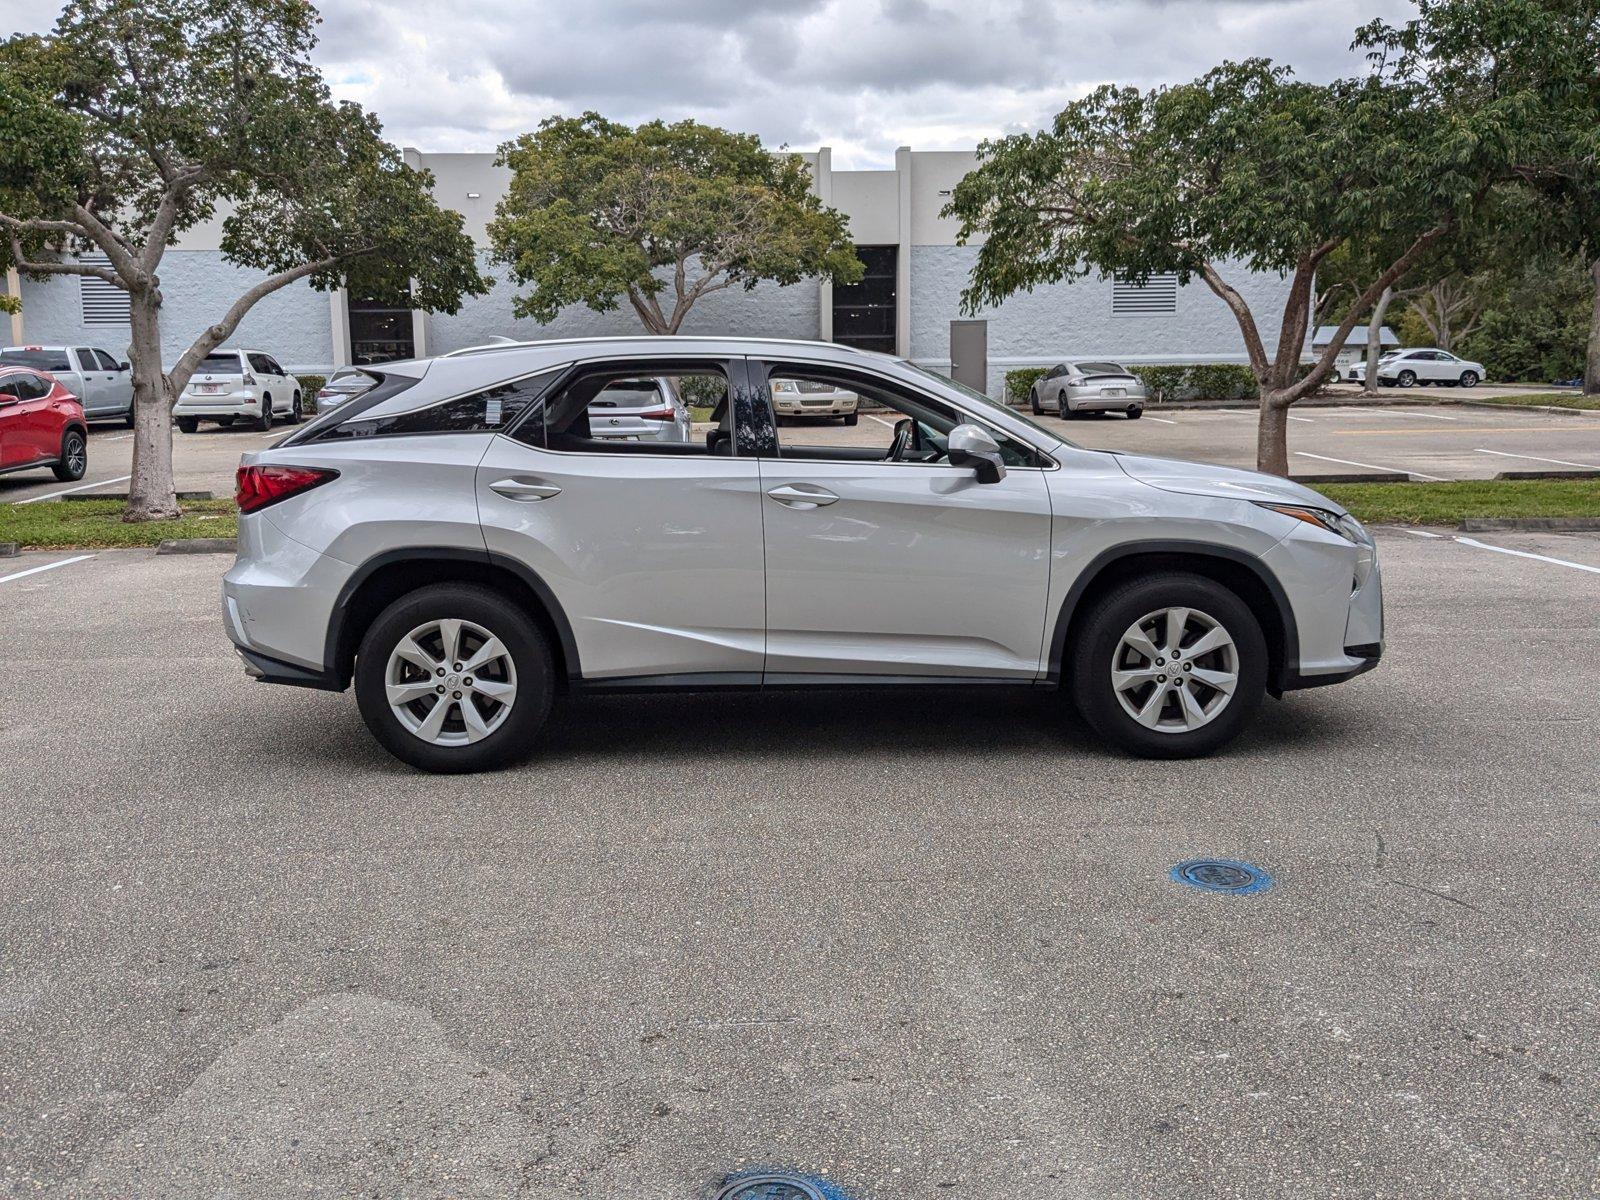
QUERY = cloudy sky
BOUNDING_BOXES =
[11,0,1415,168]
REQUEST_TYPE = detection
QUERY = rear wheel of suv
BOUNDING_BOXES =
[255,396,273,432]
[52,430,87,481]
[1069,573,1266,759]
[286,391,302,424]
[355,583,554,773]
[1396,370,1417,387]
[176,416,198,434]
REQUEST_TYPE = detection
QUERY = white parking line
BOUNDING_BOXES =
[0,554,95,585]
[104,433,134,442]
[1356,409,1459,422]
[1474,447,1599,470]
[1287,415,1314,423]
[1454,537,1600,575]
[13,474,133,504]
[867,414,897,429]
[1142,415,1176,424]
[1295,452,1446,481]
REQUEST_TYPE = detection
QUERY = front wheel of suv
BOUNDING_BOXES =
[354,583,554,773]
[1069,573,1267,759]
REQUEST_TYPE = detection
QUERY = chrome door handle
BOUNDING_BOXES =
[767,483,839,508]
[489,478,561,501]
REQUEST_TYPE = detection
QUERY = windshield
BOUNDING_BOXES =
[1,348,71,372]
[904,362,1072,447]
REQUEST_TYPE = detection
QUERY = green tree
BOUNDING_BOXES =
[945,52,1538,475]
[489,114,862,336]
[0,0,486,521]
[1359,0,1600,393]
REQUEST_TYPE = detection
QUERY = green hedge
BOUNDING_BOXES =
[1004,367,1049,401]
[297,374,326,396]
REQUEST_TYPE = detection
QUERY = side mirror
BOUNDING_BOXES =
[946,423,1007,484]
[118,362,130,372]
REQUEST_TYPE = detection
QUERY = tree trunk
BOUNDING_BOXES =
[1587,257,1600,397]
[125,292,180,522]
[1256,392,1291,476]
[1362,286,1393,398]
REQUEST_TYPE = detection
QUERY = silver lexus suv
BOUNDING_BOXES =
[223,337,1382,773]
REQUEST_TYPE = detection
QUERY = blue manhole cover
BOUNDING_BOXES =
[1171,858,1273,895]
[716,1174,834,1200]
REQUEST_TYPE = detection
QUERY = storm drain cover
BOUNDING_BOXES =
[716,1174,828,1200]
[1171,858,1273,895]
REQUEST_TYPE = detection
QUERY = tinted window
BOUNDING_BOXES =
[1,349,71,372]
[12,373,50,400]
[92,350,121,371]
[1074,362,1129,376]
[198,353,242,375]
[0,378,18,398]
[247,353,274,375]
[318,370,559,442]
[74,348,96,369]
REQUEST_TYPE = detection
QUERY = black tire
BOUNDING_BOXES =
[123,404,136,429]
[1030,388,1043,416]
[217,416,236,427]
[1127,406,1143,420]
[52,429,87,481]
[843,411,858,426]
[354,583,555,773]
[1396,370,1416,388]
[255,395,273,432]
[1068,573,1267,759]
[285,391,302,424]
[1058,391,1073,417]
[176,416,198,434]
[1459,371,1479,388]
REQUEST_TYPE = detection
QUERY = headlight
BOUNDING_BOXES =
[1256,502,1369,544]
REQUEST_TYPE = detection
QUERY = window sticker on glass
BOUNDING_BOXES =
[485,397,503,426]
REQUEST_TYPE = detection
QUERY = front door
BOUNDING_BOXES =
[950,320,988,395]
[474,357,768,682]
[750,358,1053,680]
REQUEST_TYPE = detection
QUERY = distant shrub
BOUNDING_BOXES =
[296,374,326,396]
[1004,367,1048,401]
[1125,363,1257,402]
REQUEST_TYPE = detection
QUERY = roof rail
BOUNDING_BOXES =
[436,335,876,360]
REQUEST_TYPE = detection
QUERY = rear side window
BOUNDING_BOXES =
[312,370,560,443]
[198,353,242,375]
[12,373,50,400]
[1,349,71,372]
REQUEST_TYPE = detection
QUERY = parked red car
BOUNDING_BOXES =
[0,367,88,482]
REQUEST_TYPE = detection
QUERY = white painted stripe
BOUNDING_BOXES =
[13,474,132,504]
[0,554,95,585]
[1142,415,1176,425]
[1294,451,1446,481]
[1357,408,1460,421]
[1454,537,1600,575]
[866,414,897,429]
[1287,415,1314,423]
[1402,529,1445,538]
[1474,447,1599,471]
[104,433,134,442]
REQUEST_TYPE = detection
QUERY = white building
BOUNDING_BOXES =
[4,146,1303,397]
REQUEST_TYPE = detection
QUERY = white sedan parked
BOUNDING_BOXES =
[1349,348,1484,388]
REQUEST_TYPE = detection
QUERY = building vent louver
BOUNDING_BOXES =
[1112,273,1179,316]
[80,255,131,325]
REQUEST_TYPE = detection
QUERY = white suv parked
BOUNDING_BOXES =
[173,349,302,432]
[223,337,1383,772]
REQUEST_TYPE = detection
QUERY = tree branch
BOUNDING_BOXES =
[1196,261,1270,380]
[2,218,124,286]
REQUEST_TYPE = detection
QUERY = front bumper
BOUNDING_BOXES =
[775,399,858,416]
[1261,521,1384,691]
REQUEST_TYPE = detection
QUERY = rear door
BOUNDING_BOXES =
[0,377,25,467]
[69,348,104,413]
[6,373,60,464]
[475,356,768,682]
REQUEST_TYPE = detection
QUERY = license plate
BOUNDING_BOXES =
[196,384,222,394]
[1103,387,1125,396]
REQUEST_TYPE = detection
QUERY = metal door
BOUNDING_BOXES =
[950,320,988,395]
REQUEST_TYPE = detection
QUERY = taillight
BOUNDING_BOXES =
[638,405,677,421]
[236,464,338,513]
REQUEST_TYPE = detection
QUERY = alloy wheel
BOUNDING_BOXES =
[1111,606,1239,733]
[385,617,518,746]
[65,435,86,475]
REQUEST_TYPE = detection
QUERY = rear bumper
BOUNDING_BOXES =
[237,646,344,691]
[174,393,260,417]
[1064,393,1146,412]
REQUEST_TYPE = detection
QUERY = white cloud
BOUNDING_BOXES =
[8,0,1417,167]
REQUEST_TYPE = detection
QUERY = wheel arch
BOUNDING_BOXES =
[324,548,580,690]
[1048,541,1299,694]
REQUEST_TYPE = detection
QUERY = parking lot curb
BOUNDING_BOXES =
[1459,517,1600,532]
[1292,472,1411,484]
[1494,469,1600,481]
[64,490,215,501]
[155,538,237,555]
[1458,401,1600,418]
[0,542,17,558]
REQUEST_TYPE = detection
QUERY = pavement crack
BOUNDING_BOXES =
[1387,877,1484,913]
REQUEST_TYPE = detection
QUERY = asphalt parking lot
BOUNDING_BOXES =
[4,390,1596,507]
[2,529,1596,1198]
